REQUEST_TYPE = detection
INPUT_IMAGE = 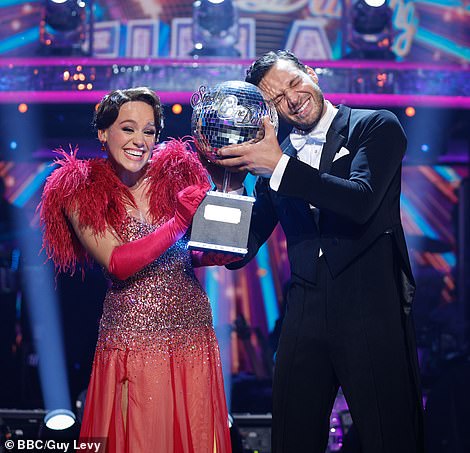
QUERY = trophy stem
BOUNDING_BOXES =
[222,170,231,193]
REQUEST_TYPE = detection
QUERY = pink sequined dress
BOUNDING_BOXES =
[38,142,232,453]
[80,216,232,452]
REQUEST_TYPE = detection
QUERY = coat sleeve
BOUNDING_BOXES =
[227,176,279,269]
[278,110,407,225]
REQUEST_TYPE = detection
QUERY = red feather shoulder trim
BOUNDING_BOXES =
[147,138,209,221]
[39,146,133,275]
[39,139,208,275]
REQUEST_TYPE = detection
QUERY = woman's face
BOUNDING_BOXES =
[98,101,156,181]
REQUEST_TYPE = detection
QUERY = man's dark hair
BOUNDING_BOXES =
[245,50,307,86]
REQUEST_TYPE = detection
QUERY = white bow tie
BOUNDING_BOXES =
[290,129,327,150]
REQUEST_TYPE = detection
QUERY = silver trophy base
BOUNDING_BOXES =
[188,191,255,255]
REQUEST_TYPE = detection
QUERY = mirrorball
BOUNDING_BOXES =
[191,80,278,162]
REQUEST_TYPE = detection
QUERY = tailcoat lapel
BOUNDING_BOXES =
[319,105,350,174]
[280,135,297,158]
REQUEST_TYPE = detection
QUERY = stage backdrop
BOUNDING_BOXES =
[0,1,469,63]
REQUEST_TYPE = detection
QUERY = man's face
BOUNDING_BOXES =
[258,59,325,132]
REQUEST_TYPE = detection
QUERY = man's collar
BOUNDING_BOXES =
[290,100,338,150]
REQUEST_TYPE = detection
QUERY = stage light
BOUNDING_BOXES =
[39,0,87,55]
[191,0,240,57]
[18,103,28,113]
[344,0,395,59]
[75,389,87,424]
[172,104,183,115]
[11,19,21,31]
[364,0,386,6]
[405,106,416,117]
[39,409,79,443]
[44,409,76,430]
[353,0,391,34]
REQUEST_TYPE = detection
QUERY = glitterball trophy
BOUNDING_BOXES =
[188,80,278,255]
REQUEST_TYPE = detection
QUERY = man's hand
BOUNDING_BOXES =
[216,117,282,178]
[197,149,248,192]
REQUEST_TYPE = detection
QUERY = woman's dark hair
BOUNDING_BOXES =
[93,87,164,139]
[245,50,307,86]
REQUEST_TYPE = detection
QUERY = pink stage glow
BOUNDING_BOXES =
[1,91,470,109]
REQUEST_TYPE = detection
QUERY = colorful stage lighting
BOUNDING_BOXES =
[44,409,76,430]
[345,0,395,60]
[191,0,240,57]
[172,103,183,115]
[39,0,87,55]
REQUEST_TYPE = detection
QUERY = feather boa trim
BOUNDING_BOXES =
[39,139,208,275]
[147,138,209,221]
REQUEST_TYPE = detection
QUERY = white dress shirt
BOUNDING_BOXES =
[270,100,338,191]
[270,100,338,256]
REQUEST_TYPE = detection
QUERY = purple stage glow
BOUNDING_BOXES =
[0,58,468,107]
[1,91,470,109]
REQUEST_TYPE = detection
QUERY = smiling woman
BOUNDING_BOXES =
[38,87,234,452]
[97,96,159,190]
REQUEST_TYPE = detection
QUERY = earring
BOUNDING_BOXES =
[100,141,106,152]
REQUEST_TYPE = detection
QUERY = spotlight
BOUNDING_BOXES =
[353,0,391,34]
[364,0,386,6]
[345,0,395,59]
[39,0,87,55]
[191,0,240,57]
[44,409,76,430]
[39,409,79,442]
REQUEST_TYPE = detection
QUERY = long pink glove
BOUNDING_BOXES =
[191,251,242,268]
[109,184,208,280]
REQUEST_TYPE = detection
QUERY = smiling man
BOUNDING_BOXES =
[217,50,425,453]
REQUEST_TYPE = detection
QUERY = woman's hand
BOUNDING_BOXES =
[174,183,210,229]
